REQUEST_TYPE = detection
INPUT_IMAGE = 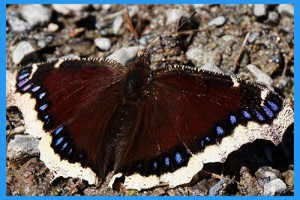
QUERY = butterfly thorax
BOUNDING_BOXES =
[123,56,151,101]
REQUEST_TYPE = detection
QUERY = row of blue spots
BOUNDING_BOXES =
[149,151,184,171]
[210,100,280,146]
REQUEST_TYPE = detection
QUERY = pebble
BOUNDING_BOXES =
[52,4,89,15]
[7,10,32,32]
[107,46,139,66]
[282,170,294,188]
[263,178,287,195]
[7,135,40,160]
[101,4,112,10]
[267,11,279,24]
[253,4,267,17]
[139,35,154,46]
[245,64,273,90]
[12,41,35,64]
[113,16,123,35]
[13,126,26,134]
[222,35,235,42]
[186,46,215,67]
[255,166,281,181]
[191,179,209,195]
[94,37,111,51]
[208,16,226,27]
[48,23,59,32]
[248,32,260,43]
[165,9,189,25]
[20,5,51,27]
[277,4,294,17]
[201,62,223,73]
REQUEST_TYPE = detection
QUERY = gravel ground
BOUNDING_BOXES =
[6,4,294,196]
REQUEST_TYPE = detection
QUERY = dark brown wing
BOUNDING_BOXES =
[114,65,293,190]
[14,58,128,181]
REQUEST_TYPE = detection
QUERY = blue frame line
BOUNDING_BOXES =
[1,1,298,200]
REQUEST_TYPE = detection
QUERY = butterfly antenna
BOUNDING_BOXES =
[143,11,197,58]
[124,5,140,50]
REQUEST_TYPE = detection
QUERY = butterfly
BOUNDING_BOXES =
[6,5,294,192]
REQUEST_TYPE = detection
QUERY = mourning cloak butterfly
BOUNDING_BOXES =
[6,17,294,191]
[7,51,294,190]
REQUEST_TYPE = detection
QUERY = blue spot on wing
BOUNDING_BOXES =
[267,100,279,111]
[152,162,158,170]
[254,109,265,121]
[39,103,48,111]
[165,157,170,167]
[18,73,30,80]
[230,115,237,124]
[38,92,46,99]
[61,142,68,150]
[175,152,183,164]
[68,148,73,155]
[242,110,251,119]
[17,78,29,88]
[55,137,64,146]
[31,85,41,92]
[263,106,274,118]
[205,136,211,142]
[21,83,33,92]
[216,126,225,136]
[54,125,64,135]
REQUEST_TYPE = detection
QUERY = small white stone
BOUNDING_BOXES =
[12,41,35,64]
[165,9,189,25]
[253,4,267,17]
[208,16,226,27]
[7,135,40,160]
[246,64,273,90]
[48,23,59,32]
[94,37,111,51]
[107,46,139,66]
[21,5,52,26]
[113,16,123,35]
[263,178,287,195]
[277,4,294,17]
[52,4,89,15]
